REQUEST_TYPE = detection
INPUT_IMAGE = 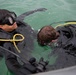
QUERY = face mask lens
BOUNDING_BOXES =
[7,16,15,26]
[8,17,13,25]
[7,12,16,26]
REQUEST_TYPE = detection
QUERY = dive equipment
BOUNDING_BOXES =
[0,46,49,73]
[0,34,24,53]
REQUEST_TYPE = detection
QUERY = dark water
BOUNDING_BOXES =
[0,0,76,75]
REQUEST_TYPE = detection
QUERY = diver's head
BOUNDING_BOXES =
[37,25,59,46]
[0,9,18,32]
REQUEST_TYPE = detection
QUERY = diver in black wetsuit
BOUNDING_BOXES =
[0,9,48,75]
[37,23,76,48]
[37,23,76,70]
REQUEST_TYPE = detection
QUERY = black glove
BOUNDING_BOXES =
[29,57,49,72]
[23,63,37,73]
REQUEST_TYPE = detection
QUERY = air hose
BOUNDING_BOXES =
[54,21,76,28]
[0,34,25,53]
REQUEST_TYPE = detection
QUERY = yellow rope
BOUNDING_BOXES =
[55,22,76,28]
[0,34,25,53]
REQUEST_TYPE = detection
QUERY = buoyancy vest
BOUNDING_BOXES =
[48,22,76,70]
[56,24,76,56]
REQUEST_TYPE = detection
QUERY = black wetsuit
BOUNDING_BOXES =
[0,23,37,75]
[0,8,48,75]
[0,28,11,57]
[5,43,36,75]
[48,24,76,70]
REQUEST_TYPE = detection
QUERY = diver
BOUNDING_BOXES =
[37,25,60,46]
[37,22,76,56]
[0,9,48,75]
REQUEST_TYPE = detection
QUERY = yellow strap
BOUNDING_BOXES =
[55,22,76,28]
[0,34,25,53]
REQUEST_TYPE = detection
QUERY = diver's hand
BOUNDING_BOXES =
[29,57,49,72]
[36,8,47,12]
[23,63,36,73]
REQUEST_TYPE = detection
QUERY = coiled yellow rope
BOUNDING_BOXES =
[0,34,25,53]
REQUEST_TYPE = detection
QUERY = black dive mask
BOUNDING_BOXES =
[2,12,17,26]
